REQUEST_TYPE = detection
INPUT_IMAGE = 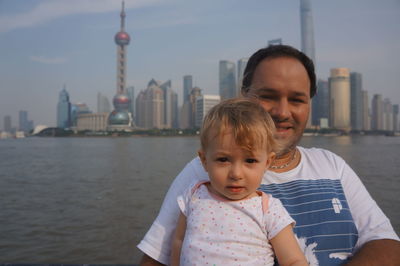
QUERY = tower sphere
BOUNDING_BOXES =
[115,31,130,45]
[113,93,131,110]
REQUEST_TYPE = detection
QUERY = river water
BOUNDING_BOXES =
[0,136,399,263]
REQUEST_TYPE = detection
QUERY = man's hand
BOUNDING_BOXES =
[139,254,165,266]
[346,239,400,266]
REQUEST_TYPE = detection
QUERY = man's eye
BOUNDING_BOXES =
[291,98,306,103]
[216,157,228,162]
[245,158,258,163]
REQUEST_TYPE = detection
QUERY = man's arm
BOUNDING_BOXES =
[345,239,400,266]
[139,254,165,266]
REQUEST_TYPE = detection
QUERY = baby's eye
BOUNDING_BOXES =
[245,158,258,163]
[216,157,228,162]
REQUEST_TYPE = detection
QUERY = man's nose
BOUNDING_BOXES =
[269,99,290,120]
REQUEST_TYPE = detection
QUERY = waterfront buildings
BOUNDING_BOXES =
[362,90,370,131]
[97,93,111,113]
[3,115,12,133]
[57,86,71,129]
[195,95,221,128]
[268,38,282,46]
[183,75,193,103]
[237,58,248,96]
[371,94,383,131]
[329,68,351,131]
[393,105,399,132]
[312,79,329,127]
[76,113,108,132]
[18,110,33,133]
[383,98,393,131]
[135,79,178,129]
[219,60,236,100]
[350,72,363,131]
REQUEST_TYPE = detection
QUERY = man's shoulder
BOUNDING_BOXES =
[299,146,342,161]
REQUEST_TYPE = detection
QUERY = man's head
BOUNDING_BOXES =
[241,45,316,98]
[240,45,315,156]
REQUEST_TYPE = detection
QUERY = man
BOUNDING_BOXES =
[138,45,399,265]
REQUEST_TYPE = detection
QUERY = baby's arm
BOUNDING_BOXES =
[170,211,187,266]
[270,225,308,266]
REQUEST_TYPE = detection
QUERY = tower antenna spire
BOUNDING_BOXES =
[120,0,126,31]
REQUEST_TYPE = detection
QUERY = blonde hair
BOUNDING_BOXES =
[200,98,277,154]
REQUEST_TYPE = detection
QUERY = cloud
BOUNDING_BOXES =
[29,55,68,64]
[0,0,166,34]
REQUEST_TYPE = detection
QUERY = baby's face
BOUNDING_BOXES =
[198,130,273,201]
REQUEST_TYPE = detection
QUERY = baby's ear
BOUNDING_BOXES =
[198,149,208,171]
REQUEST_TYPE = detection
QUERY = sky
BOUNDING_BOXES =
[1,0,400,128]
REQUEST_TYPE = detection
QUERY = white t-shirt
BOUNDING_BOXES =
[178,182,294,265]
[137,147,399,265]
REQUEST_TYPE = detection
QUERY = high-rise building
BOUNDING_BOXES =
[329,68,351,131]
[371,94,383,131]
[108,1,132,131]
[237,58,248,96]
[195,95,221,128]
[57,86,71,129]
[72,103,91,126]
[161,80,172,128]
[18,110,33,133]
[97,93,111,113]
[127,86,135,122]
[171,90,179,129]
[219,60,236,100]
[268,38,282,46]
[350,72,363,131]
[300,0,316,128]
[135,79,177,129]
[362,90,370,131]
[393,105,399,132]
[183,75,193,103]
[383,98,393,131]
[300,0,315,64]
[312,79,329,126]
[3,115,12,132]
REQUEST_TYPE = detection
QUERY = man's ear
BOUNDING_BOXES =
[266,152,276,169]
[198,149,208,171]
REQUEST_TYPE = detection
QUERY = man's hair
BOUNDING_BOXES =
[241,45,317,98]
[200,98,278,153]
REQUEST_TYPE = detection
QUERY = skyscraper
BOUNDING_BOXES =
[3,115,12,132]
[237,58,248,96]
[57,86,71,129]
[300,0,316,128]
[329,68,351,131]
[393,105,399,132]
[383,98,393,131]
[97,92,111,113]
[183,75,193,103]
[362,90,370,131]
[268,38,282,46]
[350,72,363,131]
[18,110,33,133]
[300,0,315,64]
[312,79,329,126]
[108,1,132,130]
[195,95,221,128]
[219,60,236,100]
[371,94,383,131]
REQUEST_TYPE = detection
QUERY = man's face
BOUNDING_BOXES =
[246,56,311,155]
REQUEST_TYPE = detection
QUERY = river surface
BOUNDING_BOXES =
[0,135,399,263]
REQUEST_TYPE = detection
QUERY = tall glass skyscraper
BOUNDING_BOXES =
[300,0,316,128]
[219,60,236,100]
[300,0,316,64]
[350,72,363,131]
[183,75,193,103]
[57,86,71,129]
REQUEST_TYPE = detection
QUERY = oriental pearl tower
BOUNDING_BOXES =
[108,1,132,131]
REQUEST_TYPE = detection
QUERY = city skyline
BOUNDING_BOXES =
[1,0,399,127]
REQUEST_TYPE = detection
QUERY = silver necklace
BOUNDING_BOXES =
[270,149,298,170]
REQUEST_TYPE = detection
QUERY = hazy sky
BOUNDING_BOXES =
[1,0,399,128]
